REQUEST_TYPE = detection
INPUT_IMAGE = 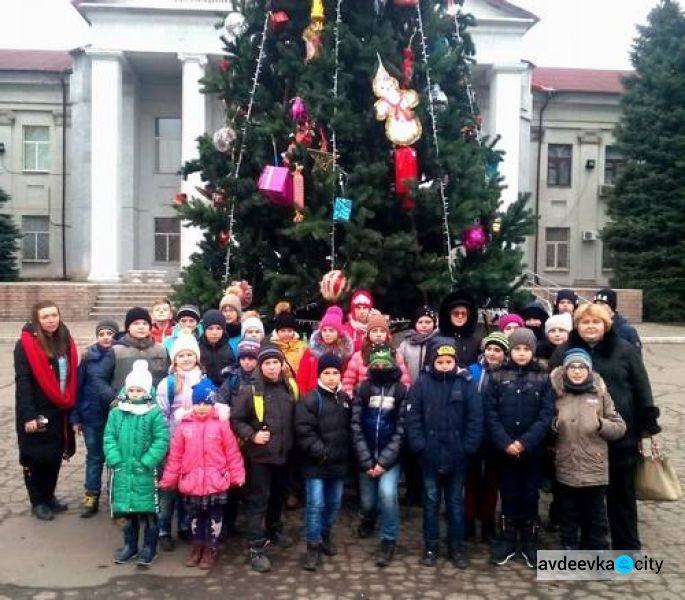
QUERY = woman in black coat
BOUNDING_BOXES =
[549,303,660,550]
[14,301,77,520]
[438,291,483,367]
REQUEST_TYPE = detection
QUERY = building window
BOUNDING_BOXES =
[21,216,49,262]
[154,117,182,173]
[154,217,180,263]
[547,144,572,187]
[604,145,625,185]
[23,126,50,172]
[601,242,614,271]
[545,227,570,270]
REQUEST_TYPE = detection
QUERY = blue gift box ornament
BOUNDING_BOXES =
[333,197,352,221]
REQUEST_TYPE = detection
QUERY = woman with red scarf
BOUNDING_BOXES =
[14,301,78,520]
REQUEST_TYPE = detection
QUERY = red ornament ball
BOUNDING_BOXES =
[462,223,488,253]
[174,192,188,205]
[320,270,349,302]
[218,230,230,247]
[219,58,231,72]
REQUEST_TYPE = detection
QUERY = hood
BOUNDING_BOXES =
[118,400,155,415]
[438,291,478,337]
[309,328,354,360]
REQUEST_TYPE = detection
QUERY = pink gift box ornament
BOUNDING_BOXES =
[258,165,293,206]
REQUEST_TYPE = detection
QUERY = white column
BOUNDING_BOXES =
[178,53,208,268]
[487,63,527,209]
[88,50,123,281]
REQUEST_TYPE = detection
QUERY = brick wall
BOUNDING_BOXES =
[0,283,98,320]
[530,287,643,323]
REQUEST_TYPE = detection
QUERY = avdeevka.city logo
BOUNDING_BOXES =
[536,550,663,581]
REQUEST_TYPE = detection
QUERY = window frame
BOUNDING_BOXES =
[21,215,50,263]
[23,125,51,173]
[154,117,182,174]
[153,217,181,264]
[547,143,573,187]
[544,227,570,272]
[604,145,625,186]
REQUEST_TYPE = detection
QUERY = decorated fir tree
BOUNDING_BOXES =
[0,188,20,281]
[175,0,535,317]
[602,0,685,321]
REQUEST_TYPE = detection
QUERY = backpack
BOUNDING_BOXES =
[250,377,300,423]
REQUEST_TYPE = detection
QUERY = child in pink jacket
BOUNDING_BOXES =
[342,312,411,396]
[160,378,245,570]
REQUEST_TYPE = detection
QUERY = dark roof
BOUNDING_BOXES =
[0,50,72,72]
[486,0,540,21]
[532,67,633,94]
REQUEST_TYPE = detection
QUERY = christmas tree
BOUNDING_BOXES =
[0,188,20,281]
[174,0,535,317]
[602,0,685,321]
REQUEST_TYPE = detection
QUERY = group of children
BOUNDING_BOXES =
[69,285,628,572]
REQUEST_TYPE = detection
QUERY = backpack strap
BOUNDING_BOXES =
[251,385,264,424]
[288,377,300,402]
[314,389,324,417]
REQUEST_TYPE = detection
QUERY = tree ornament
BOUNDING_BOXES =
[303,0,325,62]
[395,146,418,210]
[219,58,231,73]
[320,270,349,302]
[402,47,415,88]
[333,197,352,221]
[394,0,418,6]
[174,192,188,205]
[227,280,253,308]
[462,221,488,253]
[373,56,422,146]
[292,164,305,221]
[269,10,289,32]
[212,192,226,207]
[217,230,230,247]
[258,165,294,206]
[491,216,502,234]
[213,127,237,153]
[224,12,247,38]
[432,83,448,109]
[290,96,310,123]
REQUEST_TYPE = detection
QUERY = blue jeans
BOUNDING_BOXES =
[158,489,189,538]
[359,464,401,541]
[422,469,465,550]
[305,478,344,544]
[82,423,106,494]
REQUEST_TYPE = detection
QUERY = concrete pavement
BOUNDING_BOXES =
[0,340,683,598]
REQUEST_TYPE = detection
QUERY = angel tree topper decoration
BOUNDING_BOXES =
[372,55,422,147]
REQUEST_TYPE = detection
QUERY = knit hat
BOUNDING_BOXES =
[520,302,549,323]
[594,288,618,312]
[241,316,264,338]
[366,312,391,337]
[319,305,344,334]
[563,348,593,370]
[125,359,153,395]
[545,313,573,335]
[411,305,437,329]
[170,333,201,363]
[257,343,285,365]
[318,352,343,375]
[350,289,373,309]
[125,307,152,331]
[176,304,201,322]
[219,293,243,316]
[273,311,298,332]
[368,345,396,369]
[481,331,511,353]
[434,343,457,359]
[191,377,218,405]
[96,319,119,335]
[556,289,578,309]
[201,309,226,330]
[497,313,524,332]
[238,339,261,359]
[508,327,538,353]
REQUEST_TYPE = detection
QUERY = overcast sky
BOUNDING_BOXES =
[0,0,679,69]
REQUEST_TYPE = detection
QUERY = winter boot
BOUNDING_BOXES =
[198,545,218,570]
[321,532,337,556]
[490,515,517,566]
[46,496,69,513]
[249,539,272,573]
[375,539,396,567]
[136,521,159,568]
[302,543,322,571]
[420,547,438,567]
[80,492,99,518]
[113,519,139,564]
[185,543,205,567]
[357,518,375,539]
[520,519,539,569]
[268,527,293,548]
[448,542,469,569]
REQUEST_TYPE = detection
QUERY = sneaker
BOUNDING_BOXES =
[357,519,375,539]
[420,549,438,567]
[136,547,157,568]
[31,504,54,521]
[249,548,272,573]
[198,546,218,570]
[269,530,293,549]
[158,535,174,552]
[80,493,99,519]
[46,497,69,513]
[375,539,396,568]
[321,533,337,556]
[302,543,322,571]
[521,548,537,569]
[113,545,138,564]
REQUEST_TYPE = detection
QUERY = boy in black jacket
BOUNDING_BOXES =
[405,340,483,569]
[484,328,554,569]
[351,345,408,567]
[230,344,296,573]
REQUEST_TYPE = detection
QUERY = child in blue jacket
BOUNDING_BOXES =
[405,339,483,569]
[483,327,554,569]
